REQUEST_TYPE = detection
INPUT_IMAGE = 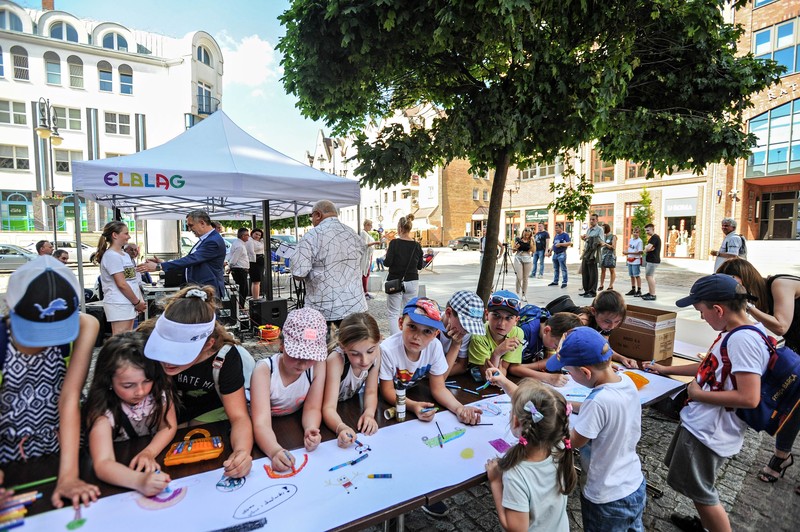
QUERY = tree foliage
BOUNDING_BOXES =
[631,188,656,246]
[216,214,312,232]
[278,0,780,301]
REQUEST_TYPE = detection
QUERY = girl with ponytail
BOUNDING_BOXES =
[484,373,575,531]
[96,221,146,334]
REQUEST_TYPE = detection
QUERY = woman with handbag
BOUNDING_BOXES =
[511,228,534,301]
[383,214,424,335]
[599,223,617,291]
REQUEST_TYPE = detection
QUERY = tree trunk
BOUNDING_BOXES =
[476,150,511,302]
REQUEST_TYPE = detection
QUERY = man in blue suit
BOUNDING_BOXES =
[137,210,227,299]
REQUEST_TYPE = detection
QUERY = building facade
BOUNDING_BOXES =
[0,0,222,239]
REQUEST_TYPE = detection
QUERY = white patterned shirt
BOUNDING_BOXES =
[292,216,367,321]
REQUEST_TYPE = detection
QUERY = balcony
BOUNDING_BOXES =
[197,94,220,115]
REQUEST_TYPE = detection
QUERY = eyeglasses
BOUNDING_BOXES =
[489,295,520,310]
[409,298,441,321]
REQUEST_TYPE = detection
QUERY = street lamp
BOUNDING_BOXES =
[505,177,521,243]
[34,97,64,247]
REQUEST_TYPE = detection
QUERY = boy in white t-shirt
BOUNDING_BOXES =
[648,274,769,532]
[624,227,644,297]
[546,326,645,532]
[379,297,483,425]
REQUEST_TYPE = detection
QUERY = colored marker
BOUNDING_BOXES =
[462,388,480,396]
[492,371,500,377]
[350,453,369,465]
[8,475,57,492]
[445,383,461,389]
[420,407,438,414]
[566,394,587,398]
[329,460,350,471]
[367,474,392,479]
[187,440,193,452]
[283,450,296,473]
[0,518,24,530]
[494,400,511,404]
[445,380,457,384]
[476,381,491,391]
[1,491,42,508]
[483,393,499,398]
[435,421,445,448]
[471,423,494,426]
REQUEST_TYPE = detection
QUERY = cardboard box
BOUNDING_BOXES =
[609,305,677,361]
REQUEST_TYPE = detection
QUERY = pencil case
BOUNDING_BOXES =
[163,428,224,466]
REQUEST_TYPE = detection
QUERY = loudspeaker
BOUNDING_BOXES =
[249,299,289,329]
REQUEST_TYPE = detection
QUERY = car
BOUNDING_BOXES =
[448,236,481,251]
[25,240,95,263]
[0,244,37,271]
[270,234,298,251]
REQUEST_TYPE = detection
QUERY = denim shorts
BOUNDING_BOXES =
[627,263,641,277]
[580,478,646,532]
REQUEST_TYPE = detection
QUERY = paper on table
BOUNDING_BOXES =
[548,370,684,406]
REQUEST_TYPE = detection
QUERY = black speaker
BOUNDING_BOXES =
[249,299,289,328]
[85,301,113,347]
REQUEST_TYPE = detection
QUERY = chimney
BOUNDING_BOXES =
[42,0,54,11]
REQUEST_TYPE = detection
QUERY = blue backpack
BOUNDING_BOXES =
[720,325,800,436]
[518,305,550,363]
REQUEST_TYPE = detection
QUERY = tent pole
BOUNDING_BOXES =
[134,208,139,248]
[251,214,257,231]
[73,195,86,312]
[263,200,273,301]
[293,203,299,241]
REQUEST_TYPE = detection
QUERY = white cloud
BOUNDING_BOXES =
[250,88,265,98]
[216,31,280,89]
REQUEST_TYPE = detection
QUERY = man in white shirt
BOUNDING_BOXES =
[292,200,367,331]
[228,228,250,306]
[710,217,745,271]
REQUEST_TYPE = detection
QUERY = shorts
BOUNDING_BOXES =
[580,478,646,532]
[664,425,727,506]
[103,301,136,322]
[645,262,659,277]
[627,264,641,277]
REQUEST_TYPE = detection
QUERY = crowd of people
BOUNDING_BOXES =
[1,204,798,532]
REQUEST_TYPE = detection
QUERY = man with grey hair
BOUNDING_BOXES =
[293,200,367,329]
[137,210,227,298]
[710,217,745,271]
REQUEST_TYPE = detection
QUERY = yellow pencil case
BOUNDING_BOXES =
[163,428,224,466]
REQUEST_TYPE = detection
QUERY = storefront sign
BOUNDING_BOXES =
[7,205,27,217]
[64,206,75,217]
[525,209,548,223]
[664,197,697,217]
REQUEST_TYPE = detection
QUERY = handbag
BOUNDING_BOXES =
[384,242,419,294]
[601,252,616,268]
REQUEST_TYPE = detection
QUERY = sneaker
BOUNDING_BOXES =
[548,282,558,286]
[422,501,449,518]
[561,283,567,289]
[634,291,642,297]
[641,294,657,301]
[669,512,705,532]
[538,274,543,279]
[582,292,596,298]
[365,293,374,300]
[625,289,637,296]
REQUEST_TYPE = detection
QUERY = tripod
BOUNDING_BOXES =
[493,243,517,292]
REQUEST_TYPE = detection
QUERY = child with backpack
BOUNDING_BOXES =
[647,274,769,532]
[468,290,525,375]
[322,313,382,447]
[0,256,101,510]
[83,332,177,496]
[141,285,253,479]
[251,308,328,472]
[509,310,582,386]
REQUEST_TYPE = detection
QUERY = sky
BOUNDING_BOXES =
[18,0,325,162]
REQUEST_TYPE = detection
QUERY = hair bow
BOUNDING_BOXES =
[565,403,573,417]
[518,436,528,446]
[186,288,208,301]
[564,438,572,450]
[523,401,544,423]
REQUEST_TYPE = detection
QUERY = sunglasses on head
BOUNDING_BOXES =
[489,295,520,310]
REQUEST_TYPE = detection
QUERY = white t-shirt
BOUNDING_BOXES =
[681,325,770,457]
[100,249,140,305]
[438,332,471,360]
[714,232,744,271]
[574,374,644,504]
[259,354,314,416]
[379,332,447,386]
[626,238,643,266]
[501,457,569,532]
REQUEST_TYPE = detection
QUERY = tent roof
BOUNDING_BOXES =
[71,110,360,219]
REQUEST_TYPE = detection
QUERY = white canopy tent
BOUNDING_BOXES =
[70,110,361,305]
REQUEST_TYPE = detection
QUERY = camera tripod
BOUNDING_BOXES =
[493,242,518,292]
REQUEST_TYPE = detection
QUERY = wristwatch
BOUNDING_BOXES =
[155,264,162,271]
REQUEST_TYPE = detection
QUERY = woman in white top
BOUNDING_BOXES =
[248,228,266,300]
[95,221,146,334]
[512,228,534,300]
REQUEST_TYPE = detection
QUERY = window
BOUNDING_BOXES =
[384,192,388,203]
[10,46,28,80]
[472,188,479,200]
[0,9,23,31]
[0,46,3,77]
[0,100,26,125]
[755,0,778,7]
[745,100,800,177]
[0,145,30,170]
[119,64,133,95]
[471,170,493,179]
[98,61,112,92]
[754,20,799,76]
[49,21,78,43]
[521,160,559,180]
[197,82,213,113]
[197,46,212,66]
[44,51,61,85]
[392,190,397,201]
[67,56,83,88]
[626,161,647,179]
[54,150,83,173]
[591,150,615,183]
[482,189,489,201]
[102,33,128,52]
[428,185,434,199]
[1,192,34,231]
[104,112,130,135]
[52,106,81,131]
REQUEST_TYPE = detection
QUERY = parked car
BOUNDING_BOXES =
[25,240,95,263]
[448,236,481,251]
[270,234,297,251]
[0,244,37,271]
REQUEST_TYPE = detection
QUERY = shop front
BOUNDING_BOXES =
[663,197,697,258]
[525,208,549,230]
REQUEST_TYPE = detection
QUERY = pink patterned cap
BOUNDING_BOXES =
[282,307,328,361]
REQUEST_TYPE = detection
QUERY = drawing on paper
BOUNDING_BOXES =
[233,485,297,519]
[460,448,475,459]
[325,472,361,494]
[66,518,86,530]
[489,439,512,453]
[354,440,371,454]
[136,486,188,510]
[263,453,309,478]
[421,427,466,448]
[480,403,503,416]
[216,474,247,492]
[209,518,267,532]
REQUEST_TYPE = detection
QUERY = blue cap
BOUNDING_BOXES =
[545,327,612,371]
[675,274,751,308]
[487,290,521,316]
[402,297,446,332]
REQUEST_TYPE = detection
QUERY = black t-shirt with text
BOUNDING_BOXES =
[173,346,245,423]
[646,234,661,264]
[534,231,550,252]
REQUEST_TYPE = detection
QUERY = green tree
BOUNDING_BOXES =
[631,188,655,247]
[278,0,780,301]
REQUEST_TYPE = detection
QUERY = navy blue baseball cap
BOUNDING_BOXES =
[545,326,612,371]
[675,274,753,308]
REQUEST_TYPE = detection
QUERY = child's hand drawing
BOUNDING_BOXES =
[357,412,378,436]
[223,449,253,478]
[413,402,437,422]
[51,476,101,510]
[304,428,322,451]
[270,449,295,473]
[129,449,159,473]
[543,373,569,387]
[139,471,171,497]
[336,426,356,448]
[457,405,483,425]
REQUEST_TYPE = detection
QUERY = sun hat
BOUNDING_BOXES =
[447,290,485,336]
[675,274,755,308]
[487,290,521,316]
[402,297,446,332]
[282,307,328,361]
[144,314,216,365]
[545,326,612,371]
[5,255,80,348]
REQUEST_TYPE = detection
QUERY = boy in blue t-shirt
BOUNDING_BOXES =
[547,223,572,288]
